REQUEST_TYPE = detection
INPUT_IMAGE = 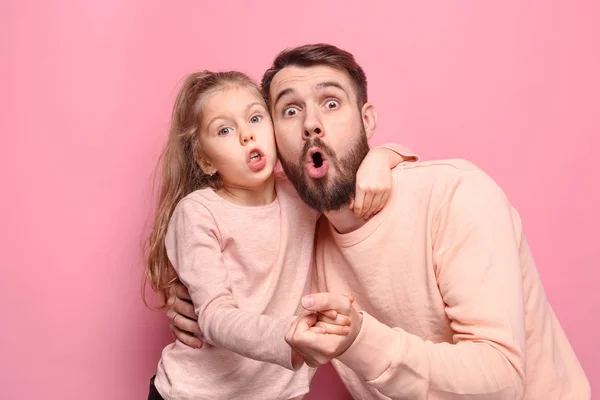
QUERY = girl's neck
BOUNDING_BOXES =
[215,173,276,207]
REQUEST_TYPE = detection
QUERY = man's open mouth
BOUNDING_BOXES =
[305,148,329,179]
[311,151,324,168]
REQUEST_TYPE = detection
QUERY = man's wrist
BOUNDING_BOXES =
[336,311,400,381]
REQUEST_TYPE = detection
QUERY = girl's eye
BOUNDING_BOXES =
[218,127,232,136]
[250,115,262,123]
[283,107,299,117]
[325,100,340,109]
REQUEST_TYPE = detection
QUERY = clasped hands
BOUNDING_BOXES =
[286,292,363,368]
[167,285,363,368]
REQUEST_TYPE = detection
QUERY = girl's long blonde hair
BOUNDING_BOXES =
[144,70,261,307]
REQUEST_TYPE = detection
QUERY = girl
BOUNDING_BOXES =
[145,71,406,400]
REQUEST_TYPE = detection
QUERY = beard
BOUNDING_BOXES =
[278,130,370,213]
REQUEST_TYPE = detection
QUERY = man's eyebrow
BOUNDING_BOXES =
[316,81,347,94]
[273,88,295,108]
[273,81,348,108]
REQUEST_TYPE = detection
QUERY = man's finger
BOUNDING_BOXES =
[175,283,192,301]
[168,307,201,336]
[319,309,338,320]
[317,312,351,326]
[173,297,197,320]
[342,293,356,303]
[171,324,203,349]
[174,313,202,336]
[315,321,350,335]
[302,293,352,314]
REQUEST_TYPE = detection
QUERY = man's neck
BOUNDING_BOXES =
[324,207,369,234]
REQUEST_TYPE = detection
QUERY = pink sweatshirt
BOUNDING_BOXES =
[313,159,590,399]
[153,143,412,399]
[154,173,319,399]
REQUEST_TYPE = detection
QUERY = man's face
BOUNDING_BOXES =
[269,65,373,212]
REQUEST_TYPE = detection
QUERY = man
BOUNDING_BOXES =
[168,44,590,399]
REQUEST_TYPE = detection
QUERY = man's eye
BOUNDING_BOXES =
[284,107,298,116]
[326,100,339,109]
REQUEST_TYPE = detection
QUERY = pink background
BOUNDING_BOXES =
[1,1,598,398]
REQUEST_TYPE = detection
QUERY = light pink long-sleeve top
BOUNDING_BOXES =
[153,143,413,399]
[154,173,319,400]
[313,159,590,399]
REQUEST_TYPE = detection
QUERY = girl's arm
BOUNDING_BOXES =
[165,197,344,370]
[352,143,419,219]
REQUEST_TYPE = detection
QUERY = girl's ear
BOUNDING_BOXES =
[196,150,217,176]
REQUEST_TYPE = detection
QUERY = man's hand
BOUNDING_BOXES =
[285,293,363,367]
[167,284,203,349]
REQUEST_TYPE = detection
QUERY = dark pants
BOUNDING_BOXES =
[148,376,164,400]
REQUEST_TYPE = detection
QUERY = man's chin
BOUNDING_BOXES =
[303,165,337,184]
[304,160,330,180]
[303,173,329,191]
[280,158,354,212]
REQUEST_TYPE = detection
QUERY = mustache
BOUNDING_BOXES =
[300,137,336,163]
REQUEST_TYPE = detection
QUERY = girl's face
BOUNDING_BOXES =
[197,85,277,189]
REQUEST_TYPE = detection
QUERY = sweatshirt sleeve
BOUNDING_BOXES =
[165,198,298,370]
[337,169,527,399]
[375,142,420,163]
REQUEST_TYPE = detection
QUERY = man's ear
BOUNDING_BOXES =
[361,102,378,140]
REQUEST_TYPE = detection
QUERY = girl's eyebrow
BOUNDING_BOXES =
[205,102,265,130]
[205,115,227,131]
[246,102,264,111]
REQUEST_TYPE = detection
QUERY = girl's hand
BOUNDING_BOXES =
[310,294,356,336]
[352,147,399,219]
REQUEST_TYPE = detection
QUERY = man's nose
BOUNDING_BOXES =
[303,109,325,140]
[303,126,323,139]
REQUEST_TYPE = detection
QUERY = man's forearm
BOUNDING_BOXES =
[337,312,525,399]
